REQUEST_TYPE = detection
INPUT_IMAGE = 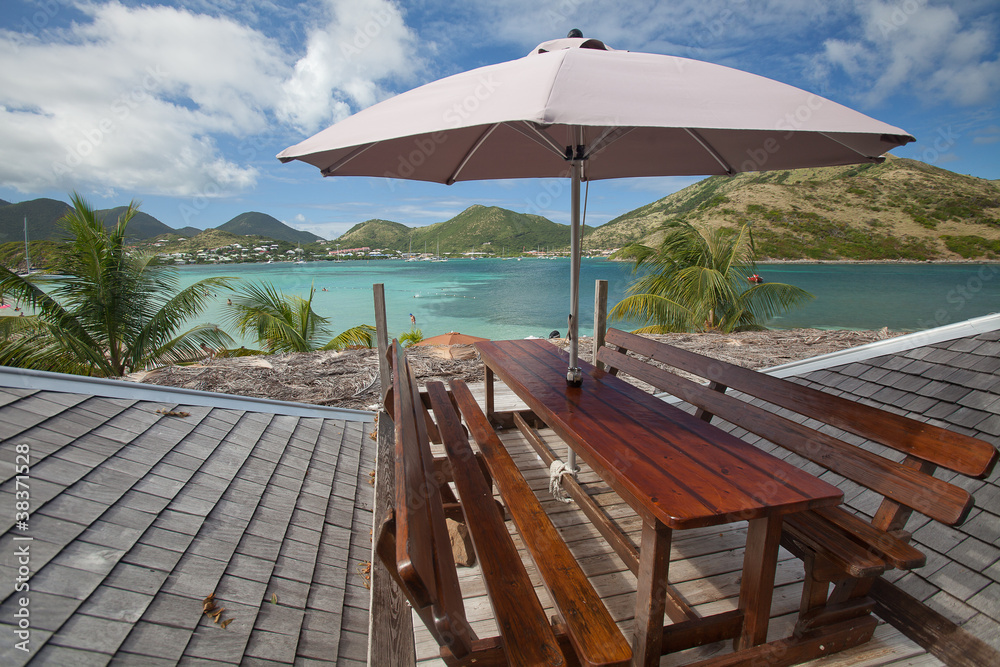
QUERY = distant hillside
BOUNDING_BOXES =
[334,205,582,254]
[337,219,412,248]
[586,157,1000,260]
[217,212,323,244]
[0,199,323,247]
[0,198,73,243]
[0,199,10,206]
[421,205,584,254]
[96,206,176,240]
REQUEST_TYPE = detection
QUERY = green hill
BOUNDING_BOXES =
[334,205,581,255]
[420,205,582,254]
[0,198,73,243]
[586,157,1000,260]
[217,212,323,244]
[337,219,412,249]
[2,199,177,243]
[96,206,176,241]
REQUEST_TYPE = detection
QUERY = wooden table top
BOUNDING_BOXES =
[477,339,843,530]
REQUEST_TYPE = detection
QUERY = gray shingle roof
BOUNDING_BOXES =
[0,370,375,665]
[707,316,1000,652]
[790,324,1000,650]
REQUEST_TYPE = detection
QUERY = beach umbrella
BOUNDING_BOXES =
[412,331,490,347]
[279,31,913,387]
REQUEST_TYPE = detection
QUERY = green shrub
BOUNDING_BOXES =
[941,235,1000,258]
[697,195,730,210]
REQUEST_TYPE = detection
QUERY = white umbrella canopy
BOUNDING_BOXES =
[279,32,914,385]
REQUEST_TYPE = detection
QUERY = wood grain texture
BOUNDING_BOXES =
[604,327,998,478]
[368,408,416,667]
[426,381,566,666]
[392,343,475,658]
[593,279,608,372]
[632,519,671,667]
[450,379,631,667]
[512,410,641,576]
[597,344,974,526]
[476,339,843,530]
[871,577,1000,667]
[736,516,783,650]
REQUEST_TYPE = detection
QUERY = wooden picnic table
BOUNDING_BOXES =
[476,338,845,666]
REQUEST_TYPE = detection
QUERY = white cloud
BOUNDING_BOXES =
[814,1,1000,107]
[0,2,284,196]
[277,0,422,133]
[0,0,421,198]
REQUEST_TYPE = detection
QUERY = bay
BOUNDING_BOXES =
[175,259,1000,344]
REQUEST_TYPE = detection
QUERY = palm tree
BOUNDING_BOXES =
[398,329,424,347]
[224,281,374,353]
[611,221,813,333]
[0,193,236,376]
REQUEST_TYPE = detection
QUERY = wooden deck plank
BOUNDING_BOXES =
[411,383,936,667]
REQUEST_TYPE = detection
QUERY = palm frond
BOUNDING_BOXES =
[614,221,812,333]
[320,324,376,351]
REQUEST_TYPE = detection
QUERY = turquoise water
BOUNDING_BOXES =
[175,259,1000,343]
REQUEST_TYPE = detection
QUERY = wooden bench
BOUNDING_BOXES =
[596,327,999,638]
[376,340,631,666]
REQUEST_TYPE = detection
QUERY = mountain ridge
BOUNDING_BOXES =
[3,158,998,261]
[335,205,591,254]
[218,212,322,244]
[0,198,323,246]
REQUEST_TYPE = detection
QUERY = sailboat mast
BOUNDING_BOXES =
[23,217,30,274]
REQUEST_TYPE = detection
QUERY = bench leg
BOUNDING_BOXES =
[633,519,671,667]
[736,515,784,650]
[794,555,877,636]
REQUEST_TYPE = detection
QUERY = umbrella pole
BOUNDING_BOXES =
[566,158,584,473]
[567,158,583,388]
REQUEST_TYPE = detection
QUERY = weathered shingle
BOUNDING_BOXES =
[0,369,375,665]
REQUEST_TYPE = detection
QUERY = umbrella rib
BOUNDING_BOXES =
[320,143,376,176]
[447,124,500,184]
[818,132,884,162]
[583,125,636,160]
[513,121,573,158]
[685,129,736,175]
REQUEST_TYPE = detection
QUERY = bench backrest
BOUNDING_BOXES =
[381,341,569,665]
[598,328,998,528]
[388,341,475,658]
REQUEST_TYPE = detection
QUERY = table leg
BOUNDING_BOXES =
[736,515,784,650]
[632,519,671,667]
[485,365,495,418]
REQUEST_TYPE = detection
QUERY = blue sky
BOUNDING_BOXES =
[1,0,998,240]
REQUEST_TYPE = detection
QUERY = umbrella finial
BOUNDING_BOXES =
[567,28,583,38]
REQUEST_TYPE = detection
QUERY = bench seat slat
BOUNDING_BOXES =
[426,381,566,667]
[812,506,926,570]
[448,379,632,667]
[783,513,887,578]
[604,328,998,479]
[598,345,974,526]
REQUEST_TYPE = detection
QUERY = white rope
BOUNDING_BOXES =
[548,460,575,503]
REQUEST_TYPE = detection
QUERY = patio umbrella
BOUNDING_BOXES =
[412,331,490,347]
[279,31,913,387]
